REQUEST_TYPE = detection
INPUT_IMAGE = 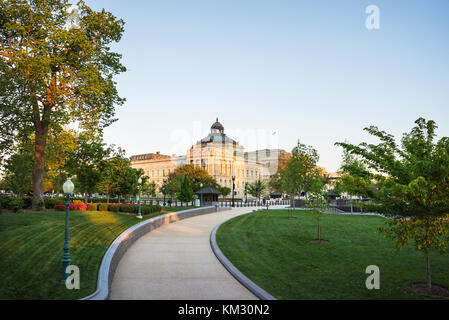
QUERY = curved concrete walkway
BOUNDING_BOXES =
[110,206,280,300]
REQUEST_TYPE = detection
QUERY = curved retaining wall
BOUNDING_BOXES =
[210,216,276,300]
[82,206,231,300]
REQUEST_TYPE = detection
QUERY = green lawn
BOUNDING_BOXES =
[216,210,449,300]
[0,208,189,300]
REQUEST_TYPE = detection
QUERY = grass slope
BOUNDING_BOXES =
[216,210,449,300]
[0,208,181,300]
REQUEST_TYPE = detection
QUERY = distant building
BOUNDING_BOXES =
[130,118,291,197]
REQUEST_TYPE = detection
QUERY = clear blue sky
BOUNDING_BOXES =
[85,0,449,172]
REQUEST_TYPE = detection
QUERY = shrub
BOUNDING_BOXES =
[44,198,65,209]
[141,204,162,215]
[8,198,25,212]
[108,205,119,212]
[34,200,45,211]
[54,204,66,211]
[0,197,28,211]
[87,204,98,211]
[98,203,109,211]
[23,197,32,209]
[73,200,84,204]
[70,203,88,211]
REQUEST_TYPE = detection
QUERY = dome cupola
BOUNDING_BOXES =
[211,117,224,134]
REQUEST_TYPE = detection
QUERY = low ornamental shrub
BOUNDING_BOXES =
[7,198,25,212]
[72,200,84,204]
[141,204,162,215]
[87,204,98,211]
[98,203,109,211]
[0,197,28,211]
[54,203,88,211]
[44,198,65,209]
[107,204,119,212]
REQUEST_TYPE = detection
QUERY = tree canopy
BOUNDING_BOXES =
[0,0,126,205]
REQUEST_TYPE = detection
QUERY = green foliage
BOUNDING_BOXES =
[107,204,119,212]
[44,198,65,209]
[246,180,267,200]
[65,134,113,200]
[6,198,24,213]
[174,164,218,191]
[0,0,126,204]
[336,118,449,287]
[177,175,195,203]
[336,118,449,218]
[164,173,184,198]
[98,203,109,211]
[98,150,138,201]
[1,140,34,197]
[218,186,231,199]
[280,140,321,204]
[87,204,98,211]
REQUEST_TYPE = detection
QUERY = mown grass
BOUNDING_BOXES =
[0,207,191,300]
[216,210,449,300]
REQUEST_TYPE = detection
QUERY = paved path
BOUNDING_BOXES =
[110,206,284,300]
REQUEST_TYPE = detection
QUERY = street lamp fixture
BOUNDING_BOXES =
[231,173,235,207]
[61,177,74,284]
[137,177,143,219]
[163,179,167,206]
[244,182,248,203]
[199,182,203,207]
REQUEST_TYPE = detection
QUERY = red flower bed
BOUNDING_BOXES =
[54,203,89,211]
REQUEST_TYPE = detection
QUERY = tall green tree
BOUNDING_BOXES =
[336,118,449,289]
[0,0,126,206]
[177,175,195,203]
[280,140,320,213]
[246,180,266,202]
[66,134,112,203]
[218,186,231,200]
[174,164,217,191]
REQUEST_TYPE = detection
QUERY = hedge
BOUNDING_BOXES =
[54,203,89,211]
[87,204,98,211]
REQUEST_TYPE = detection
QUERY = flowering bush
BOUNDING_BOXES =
[54,203,88,211]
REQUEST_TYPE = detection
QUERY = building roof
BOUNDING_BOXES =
[195,187,222,195]
[200,133,237,144]
[211,117,224,131]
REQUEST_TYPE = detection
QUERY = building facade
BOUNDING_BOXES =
[130,119,291,198]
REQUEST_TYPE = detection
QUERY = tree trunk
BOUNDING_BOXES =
[85,192,89,204]
[318,220,321,241]
[118,194,121,203]
[426,252,431,289]
[107,194,110,204]
[32,126,48,209]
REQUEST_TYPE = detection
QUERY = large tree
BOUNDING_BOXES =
[177,175,195,203]
[335,118,449,289]
[0,0,126,207]
[174,164,217,191]
[280,140,320,212]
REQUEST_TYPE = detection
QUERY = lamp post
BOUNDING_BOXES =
[61,177,74,284]
[244,182,248,204]
[163,179,167,206]
[137,177,142,219]
[199,182,203,207]
[231,173,235,207]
